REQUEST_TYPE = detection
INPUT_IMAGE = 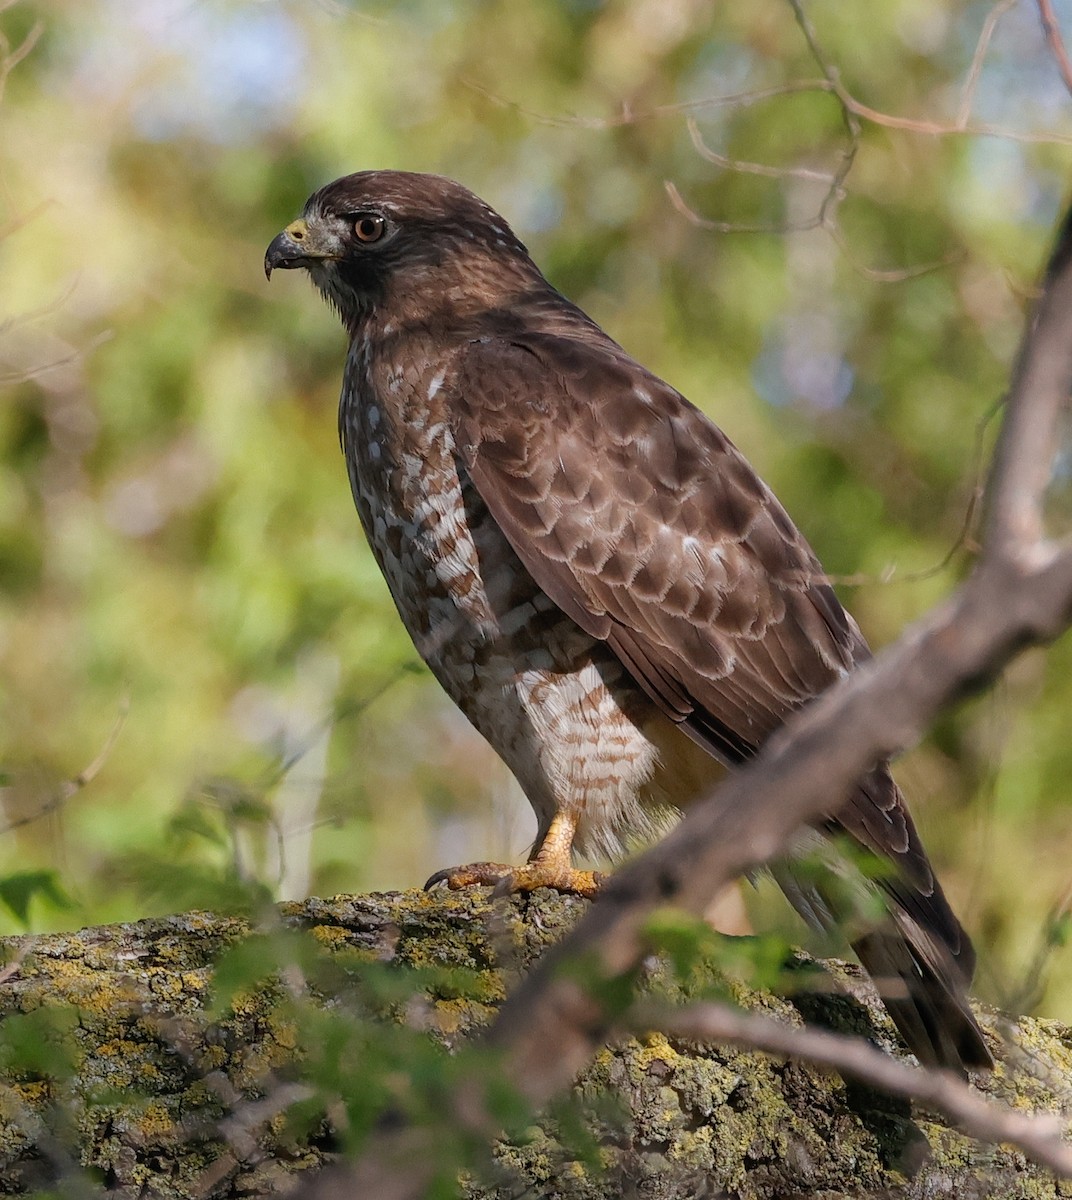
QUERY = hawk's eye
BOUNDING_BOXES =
[353,214,386,243]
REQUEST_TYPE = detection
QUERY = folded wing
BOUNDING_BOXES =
[450,331,990,1071]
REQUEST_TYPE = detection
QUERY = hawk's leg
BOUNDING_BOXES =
[423,811,606,898]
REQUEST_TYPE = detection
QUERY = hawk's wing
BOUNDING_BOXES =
[449,332,926,886]
[450,329,989,1071]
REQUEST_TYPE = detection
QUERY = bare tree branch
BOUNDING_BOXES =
[631,1001,1072,1178]
[986,203,1072,556]
[466,3,1072,148]
[787,0,1072,146]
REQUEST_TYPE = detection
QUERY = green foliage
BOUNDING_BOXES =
[203,923,559,1189]
[0,0,1071,1025]
[0,871,72,928]
[0,1007,82,1082]
[643,906,824,1012]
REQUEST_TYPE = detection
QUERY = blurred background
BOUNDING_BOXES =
[2,0,1072,1019]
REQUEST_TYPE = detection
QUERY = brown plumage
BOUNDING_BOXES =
[265,170,991,1073]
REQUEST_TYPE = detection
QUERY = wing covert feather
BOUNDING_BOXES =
[452,332,861,753]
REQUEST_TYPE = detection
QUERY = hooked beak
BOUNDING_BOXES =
[264,218,336,280]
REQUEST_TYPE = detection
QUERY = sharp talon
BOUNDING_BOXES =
[421,848,604,898]
[421,862,516,892]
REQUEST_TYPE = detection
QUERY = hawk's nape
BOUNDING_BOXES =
[266,169,992,1075]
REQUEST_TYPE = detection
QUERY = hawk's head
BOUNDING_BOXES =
[265,170,539,330]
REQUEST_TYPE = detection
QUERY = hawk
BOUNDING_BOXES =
[265,170,991,1073]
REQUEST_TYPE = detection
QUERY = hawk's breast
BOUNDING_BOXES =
[334,334,671,855]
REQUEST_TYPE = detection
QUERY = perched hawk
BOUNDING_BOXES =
[266,171,991,1073]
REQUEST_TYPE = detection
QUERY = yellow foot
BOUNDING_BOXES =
[424,860,606,899]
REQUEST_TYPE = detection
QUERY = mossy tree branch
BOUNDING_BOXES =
[0,891,1070,1200]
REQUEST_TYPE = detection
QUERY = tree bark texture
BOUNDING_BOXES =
[0,889,1067,1199]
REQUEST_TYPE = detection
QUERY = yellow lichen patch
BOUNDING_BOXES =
[146,968,189,1003]
[135,1100,177,1141]
[464,972,506,1005]
[271,1017,299,1054]
[409,887,489,915]
[229,1011,301,1089]
[179,970,209,993]
[429,996,497,1037]
[32,957,144,1018]
[199,1044,229,1071]
[9,1081,49,1107]
[308,924,354,950]
[915,1120,977,1173]
[669,1122,714,1167]
[631,1030,683,1074]
[90,1038,165,1090]
[432,1004,463,1037]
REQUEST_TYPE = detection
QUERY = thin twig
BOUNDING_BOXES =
[462,76,837,130]
[1003,877,1072,1014]
[685,117,835,183]
[824,222,960,284]
[822,395,1001,587]
[262,669,410,790]
[666,177,957,283]
[663,179,823,236]
[0,698,128,836]
[1038,0,1072,101]
[0,18,41,104]
[468,71,1072,146]
[467,0,1072,148]
[958,0,1021,127]
[0,330,114,385]
[0,198,53,246]
[677,2,965,283]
